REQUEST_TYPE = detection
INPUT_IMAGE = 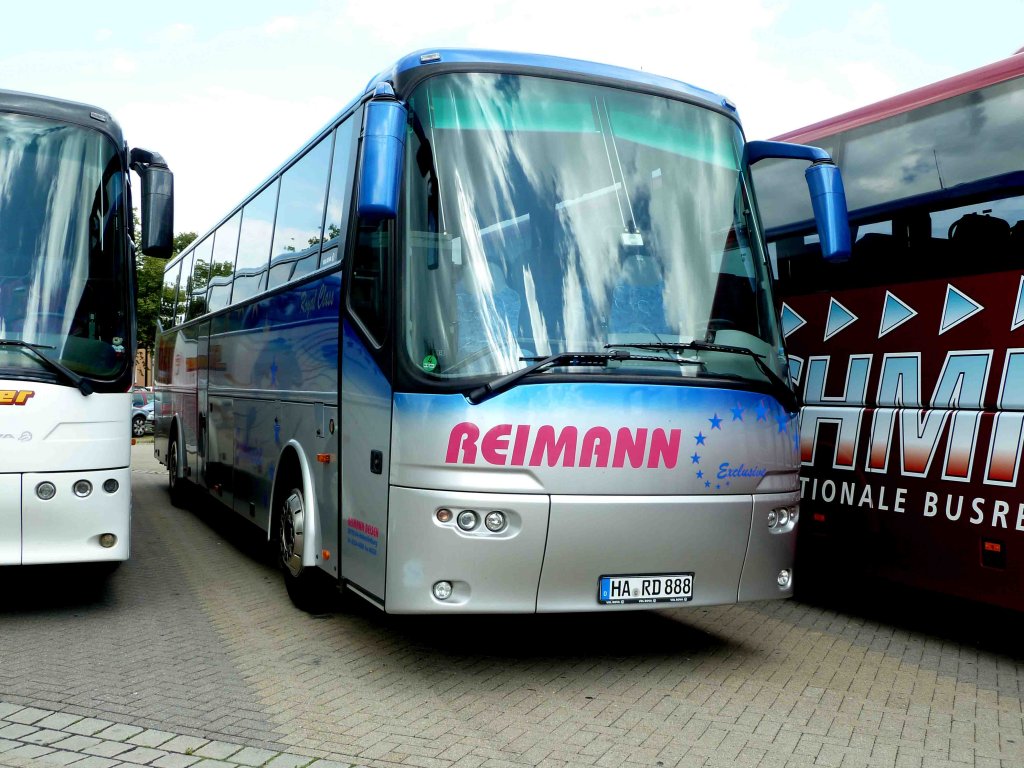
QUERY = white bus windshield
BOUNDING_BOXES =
[0,113,128,382]
[401,73,785,384]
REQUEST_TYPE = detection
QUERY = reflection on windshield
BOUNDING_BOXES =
[0,112,127,380]
[402,73,784,384]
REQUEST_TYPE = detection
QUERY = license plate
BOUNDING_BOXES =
[599,573,694,604]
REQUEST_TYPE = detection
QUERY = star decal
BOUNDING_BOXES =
[705,480,711,488]
[731,404,744,421]
[695,432,706,446]
[696,470,704,479]
[755,402,768,422]
[691,453,701,465]
[709,413,723,430]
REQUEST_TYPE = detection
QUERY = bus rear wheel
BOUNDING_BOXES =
[274,480,333,613]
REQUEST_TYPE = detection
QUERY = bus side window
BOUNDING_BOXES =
[348,220,389,343]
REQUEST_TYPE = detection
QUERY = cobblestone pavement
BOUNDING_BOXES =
[0,442,1022,768]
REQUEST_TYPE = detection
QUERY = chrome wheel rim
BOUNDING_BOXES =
[279,489,304,578]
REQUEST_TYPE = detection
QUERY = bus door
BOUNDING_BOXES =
[338,221,392,604]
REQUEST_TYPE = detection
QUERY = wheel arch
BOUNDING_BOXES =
[270,440,319,570]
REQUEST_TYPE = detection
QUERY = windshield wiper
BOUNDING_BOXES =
[0,339,93,395]
[605,341,797,412]
[467,349,699,405]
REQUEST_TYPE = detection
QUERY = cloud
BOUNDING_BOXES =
[263,16,299,36]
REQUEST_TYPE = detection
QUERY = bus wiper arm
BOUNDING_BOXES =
[0,339,92,395]
[467,349,698,405]
[605,341,797,412]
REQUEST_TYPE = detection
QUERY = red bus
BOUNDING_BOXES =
[753,52,1024,610]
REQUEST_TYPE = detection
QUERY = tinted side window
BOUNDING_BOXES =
[321,119,357,269]
[160,258,182,328]
[175,251,194,325]
[233,180,278,304]
[348,221,389,342]
[269,137,332,289]
[185,236,213,321]
[207,211,241,312]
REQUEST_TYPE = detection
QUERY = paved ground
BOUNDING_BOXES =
[0,441,1022,768]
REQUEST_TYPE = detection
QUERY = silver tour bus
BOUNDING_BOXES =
[153,50,849,612]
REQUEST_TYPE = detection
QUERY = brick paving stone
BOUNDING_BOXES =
[43,750,97,766]
[264,755,312,768]
[95,724,145,743]
[160,736,209,755]
[118,746,171,765]
[230,746,280,766]
[2,743,55,760]
[0,725,37,741]
[84,740,138,759]
[71,757,121,768]
[152,755,203,768]
[128,731,177,749]
[65,719,116,737]
[5,707,53,725]
[192,741,243,761]
[0,707,23,721]
[37,714,85,731]
[21,729,69,746]
[52,735,103,752]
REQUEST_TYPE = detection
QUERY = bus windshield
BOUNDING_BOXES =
[402,73,785,384]
[0,112,129,382]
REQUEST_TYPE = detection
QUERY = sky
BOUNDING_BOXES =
[1,0,1021,236]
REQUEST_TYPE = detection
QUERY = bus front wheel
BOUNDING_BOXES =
[274,480,333,613]
[167,436,189,509]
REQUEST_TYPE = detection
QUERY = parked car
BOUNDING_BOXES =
[132,400,154,437]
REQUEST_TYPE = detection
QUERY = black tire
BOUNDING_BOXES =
[167,436,188,509]
[132,415,146,437]
[274,479,334,613]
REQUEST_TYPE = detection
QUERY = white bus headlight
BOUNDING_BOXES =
[457,510,478,531]
[432,580,453,600]
[103,479,119,494]
[36,482,56,500]
[484,511,506,532]
[73,480,93,498]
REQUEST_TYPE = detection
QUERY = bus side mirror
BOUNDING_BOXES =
[357,92,407,221]
[804,162,851,262]
[746,140,851,262]
[130,148,174,259]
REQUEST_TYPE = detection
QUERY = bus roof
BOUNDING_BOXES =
[367,48,734,117]
[773,51,1024,144]
[0,87,125,147]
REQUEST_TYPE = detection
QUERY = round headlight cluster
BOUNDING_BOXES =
[768,506,799,529]
[438,508,508,534]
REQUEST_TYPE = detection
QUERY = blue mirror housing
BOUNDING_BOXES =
[745,140,851,262]
[357,94,407,221]
[805,162,851,262]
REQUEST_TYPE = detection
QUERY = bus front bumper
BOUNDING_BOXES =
[0,467,132,566]
[383,488,797,613]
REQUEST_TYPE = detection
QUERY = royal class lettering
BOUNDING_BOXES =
[798,350,1023,486]
[0,390,34,405]
[446,422,682,469]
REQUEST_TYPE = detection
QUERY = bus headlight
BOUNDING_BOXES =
[457,510,478,531]
[73,480,93,498]
[432,580,453,600]
[36,482,56,500]
[767,509,778,528]
[484,511,506,532]
[777,569,792,588]
[103,479,119,494]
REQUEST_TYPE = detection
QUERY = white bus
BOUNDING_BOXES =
[0,88,172,570]
[154,49,849,613]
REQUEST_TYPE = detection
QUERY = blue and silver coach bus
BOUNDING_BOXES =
[154,50,849,613]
